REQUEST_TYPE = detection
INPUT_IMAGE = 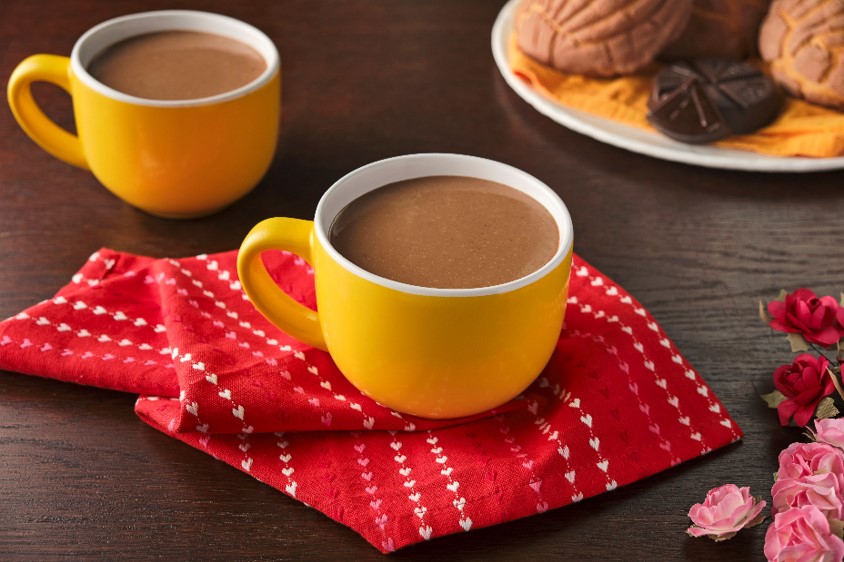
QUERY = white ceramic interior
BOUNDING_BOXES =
[314,153,574,297]
[70,10,279,107]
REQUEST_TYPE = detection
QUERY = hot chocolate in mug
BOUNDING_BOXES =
[7,10,280,218]
[238,154,574,419]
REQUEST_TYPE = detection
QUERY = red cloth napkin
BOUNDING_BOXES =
[0,248,741,552]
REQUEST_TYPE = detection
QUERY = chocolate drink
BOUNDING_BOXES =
[88,31,266,100]
[328,176,559,289]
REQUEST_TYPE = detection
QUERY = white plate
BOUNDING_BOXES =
[491,0,844,173]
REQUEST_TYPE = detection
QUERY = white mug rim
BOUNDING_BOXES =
[314,153,574,298]
[69,10,280,108]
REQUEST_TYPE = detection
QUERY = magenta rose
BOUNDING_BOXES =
[768,288,844,346]
[687,484,766,541]
[814,419,844,451]
[773,354,834,427]
[764,506,844,562]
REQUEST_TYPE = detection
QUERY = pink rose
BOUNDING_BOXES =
[687,484,766,541]
[768,288,844,346]
[773,475,844,523]
[772,443,844,521]
[764,506,844,562]
[814,419,844,451]
[774,354,834,427]
[778,442,844,482]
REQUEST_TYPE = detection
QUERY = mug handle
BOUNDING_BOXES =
[7,54,87,169]
[237,218,327,351]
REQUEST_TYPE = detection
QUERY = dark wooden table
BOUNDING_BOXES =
[1,1,841,560]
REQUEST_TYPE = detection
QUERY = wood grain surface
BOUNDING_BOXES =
[2,1,843,560]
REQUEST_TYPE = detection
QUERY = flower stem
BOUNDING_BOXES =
[810,344,835,364]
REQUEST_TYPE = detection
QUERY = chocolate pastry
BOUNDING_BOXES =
[515,0,692,78]
[648,59,782,142]
[759,0,844,110]
[648,78,729,144]
[661,0,772,60]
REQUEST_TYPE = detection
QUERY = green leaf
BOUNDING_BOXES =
[761,390,787,409]
[776,289,788,302]
[815,397,839,420]
[759,300,771,324]
[827,367,844,402]
[744,512,766,530]
[787,333,810,352]
[830,518,844,539]
[840,293,844,308]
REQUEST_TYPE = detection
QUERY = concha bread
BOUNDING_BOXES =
[515,0,693,77]
[661,0,772,60]
[759,0,844,110]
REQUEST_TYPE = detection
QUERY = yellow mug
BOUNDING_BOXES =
[7,11,280,219]
[238,154,574,419]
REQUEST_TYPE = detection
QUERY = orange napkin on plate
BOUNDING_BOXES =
[508,36,844,158]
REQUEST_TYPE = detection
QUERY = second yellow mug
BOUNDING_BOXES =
[7,11,280,218]
[238,153,574,419]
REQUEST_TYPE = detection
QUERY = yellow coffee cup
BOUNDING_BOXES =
[238,154,574,419]
[7,11,280,219]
